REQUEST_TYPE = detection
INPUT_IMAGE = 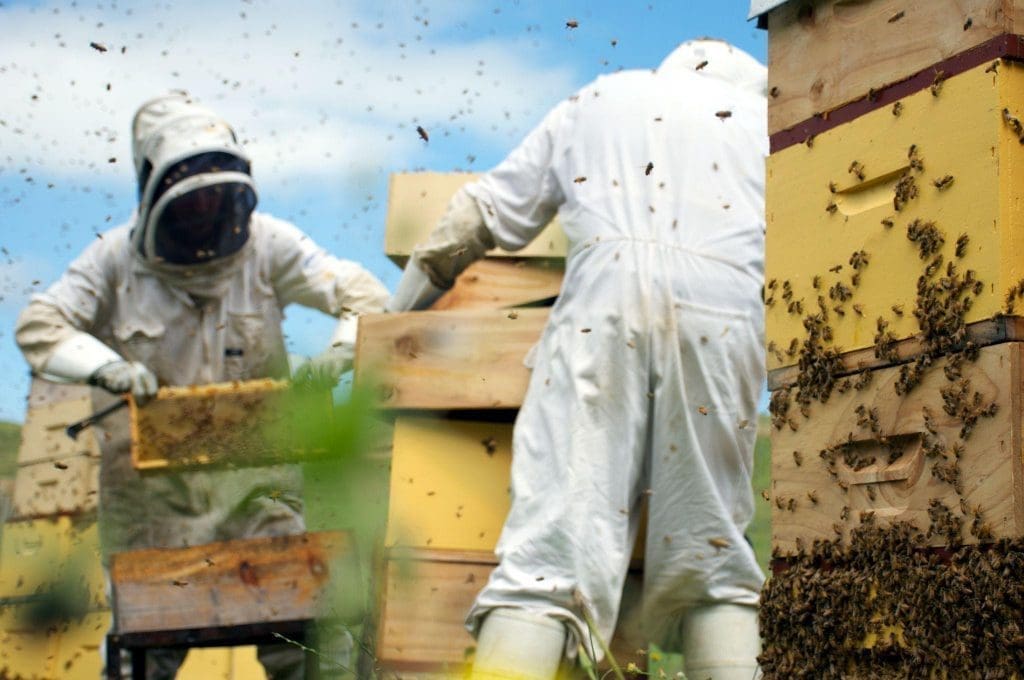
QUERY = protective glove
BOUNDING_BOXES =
[290,312,358,389]
[89,361,159,404]
[387,263,447,312]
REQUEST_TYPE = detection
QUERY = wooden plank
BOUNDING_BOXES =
[375,550,644,673]
[769,342,1024,555]
[130,379,333,470]
[766,0,1017,136]
[110,531,355,634]
[384,173,568,266]
[767,316,1024,390]
[765,60,1024,371]
[11,453,99,519]
[354,309,548,410]
[430,259,563,311]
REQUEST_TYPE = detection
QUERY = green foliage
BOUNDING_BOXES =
[0,420,21,479]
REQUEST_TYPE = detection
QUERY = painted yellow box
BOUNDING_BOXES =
[385,173,567,267]
[386,417,513,552]
[765,59,1024,370]
[0,517,106,611]
[17,396,100,466]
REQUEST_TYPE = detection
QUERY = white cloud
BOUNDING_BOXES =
[0,0,578,189]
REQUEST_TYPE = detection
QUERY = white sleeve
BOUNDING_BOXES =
[266,217,389,317]
[463,99,571,252]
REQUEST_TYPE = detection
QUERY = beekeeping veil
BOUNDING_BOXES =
[130,93,257,295]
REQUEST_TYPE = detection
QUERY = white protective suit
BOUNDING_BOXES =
[15,94,389,679]
[392,40,768,669]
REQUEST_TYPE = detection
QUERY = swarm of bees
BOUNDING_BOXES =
[760,520,1024,677]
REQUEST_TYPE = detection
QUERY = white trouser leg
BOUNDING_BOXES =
[472,608,567,680]
[681,603,761,680]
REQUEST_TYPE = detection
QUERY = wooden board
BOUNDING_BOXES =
[384,173,568,266]
[11,454,99,519]
[110,531,355,634]
[130,379,333,470]
[354,309,548,410]
[375,549,644,673]
[766,0,1024,136]
[430,259,563,311]
[770,342,1024,555]
[765,60,1024,370]
[767,316,1024,390]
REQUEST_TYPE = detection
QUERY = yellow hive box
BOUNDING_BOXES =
[766,59,1024,370]
[386,417,513,552]
[384,173,567,267]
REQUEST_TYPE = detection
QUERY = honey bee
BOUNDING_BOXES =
[892,101,903,116]
[986,60,1000,74]
[793,450,803,466]
[715,110,733,120]
[888,10,905,22]
[645,161,654,176]
[573,176,587,183]
[847,160,866,181]
[933,175,955,190]
[416,125,429,142]
[695,60,709,70]
[565,19,579,28]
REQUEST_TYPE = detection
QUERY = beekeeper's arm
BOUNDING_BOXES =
[15,238,158,401]
[389,100,571,312]
[267,217,389,382]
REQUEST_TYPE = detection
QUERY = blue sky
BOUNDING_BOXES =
[0,1,765,422]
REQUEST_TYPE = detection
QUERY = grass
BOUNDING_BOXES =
[0,421,21,480]
[749,415,773,574]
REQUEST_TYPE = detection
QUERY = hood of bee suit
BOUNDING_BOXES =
[129,93,258,295]
[657,39,767,99]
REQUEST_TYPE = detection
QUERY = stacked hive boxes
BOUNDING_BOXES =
[0,386,295,678]
[356,173,644,674]
[758,1,1024,676]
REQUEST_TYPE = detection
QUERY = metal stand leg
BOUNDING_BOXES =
[130,648,146,680]
[105,635,122,680]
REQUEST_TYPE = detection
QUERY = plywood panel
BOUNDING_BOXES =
[765,60,1024,369]
[110,531,355,634]
[770,342,1024,554]
[354,309,548,410]
[385,173,567,266]
[766,0,1015,135]
[431,259,563,311]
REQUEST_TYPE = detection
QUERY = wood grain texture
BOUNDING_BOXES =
[766,0,1016,135]
[130,379,333,470]
[384,173,567,266]
[430,258,563,311]
[374,549,645,673]
[110,531,355,634]
[770,343,1023,555]
[354,308,548,410]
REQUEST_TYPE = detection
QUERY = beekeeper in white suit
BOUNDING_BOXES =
[16,92,388,679]
[389,39,767,679]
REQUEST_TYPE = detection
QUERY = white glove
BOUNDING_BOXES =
[291,313,358,388]
[90,361,159,403]
[387,263,448,312]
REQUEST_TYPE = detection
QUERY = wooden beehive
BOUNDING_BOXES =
[384,173,567,266]
[765,59,1024,372]
[764,0,1024,139]
[770,342,1023,555]
[130,379,333,470]
[354,308,548,410]
[110,531,355,634]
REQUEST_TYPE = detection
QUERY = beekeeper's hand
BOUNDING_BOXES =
[90,361,159,404]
